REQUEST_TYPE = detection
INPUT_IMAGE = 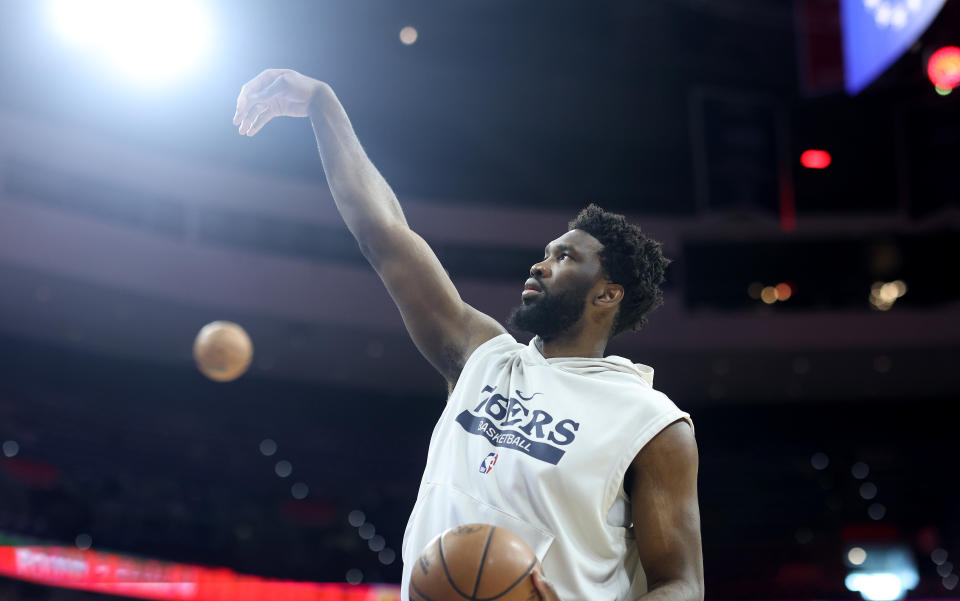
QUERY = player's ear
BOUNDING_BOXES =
[595,283,624,307]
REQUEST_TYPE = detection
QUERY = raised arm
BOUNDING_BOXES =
[234,70,505,386]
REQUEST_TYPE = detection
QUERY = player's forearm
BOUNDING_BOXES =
[635,579,704,601]
[307,83,408,250]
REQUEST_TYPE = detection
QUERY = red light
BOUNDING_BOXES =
[928,46,960,90]
[800,149,831,169]
[0,545,403,601]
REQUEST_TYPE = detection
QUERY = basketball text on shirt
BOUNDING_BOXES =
[454,385,580,465]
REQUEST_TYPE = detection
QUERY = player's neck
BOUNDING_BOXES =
[535,333,607,359]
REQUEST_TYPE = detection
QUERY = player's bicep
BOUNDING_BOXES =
[629,421,704,598]
[363,225,506,381]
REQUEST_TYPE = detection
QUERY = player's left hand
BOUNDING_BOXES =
[532,568,561,601]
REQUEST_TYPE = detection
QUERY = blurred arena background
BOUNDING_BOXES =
[0,0,958,599]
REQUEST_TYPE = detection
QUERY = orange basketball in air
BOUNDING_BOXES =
[409,523,541,601]
[192,320,254,382]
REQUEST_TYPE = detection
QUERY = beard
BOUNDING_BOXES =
[506,281,592,342]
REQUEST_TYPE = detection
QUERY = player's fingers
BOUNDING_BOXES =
[233,68,285,126]
[239,88,284,135]
[235,82,271,127]
[237,102,267,135]
[245,106,276,137]
[531,569,559,601]
[236,75,291,133]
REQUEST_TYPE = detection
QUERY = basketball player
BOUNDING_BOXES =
[235,70,704,601]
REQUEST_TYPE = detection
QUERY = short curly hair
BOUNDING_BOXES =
[568,204,670,337]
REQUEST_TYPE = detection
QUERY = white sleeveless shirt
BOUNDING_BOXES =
[400,334,693,601]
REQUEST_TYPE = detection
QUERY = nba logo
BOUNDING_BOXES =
[479,452,498,474]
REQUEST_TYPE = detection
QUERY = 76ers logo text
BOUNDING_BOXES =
[479,452,498,474]
[453,385,580,465]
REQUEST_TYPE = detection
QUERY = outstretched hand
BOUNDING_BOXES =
[233,69,327,136]
[532,568,561,601]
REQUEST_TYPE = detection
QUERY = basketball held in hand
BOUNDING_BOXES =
[410,523,541,601]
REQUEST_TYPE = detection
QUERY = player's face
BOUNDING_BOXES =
[506,229,605,341]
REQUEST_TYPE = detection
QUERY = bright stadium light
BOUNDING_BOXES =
[844,545,919,601]
[47,0,211,84]
[845,573,906,601]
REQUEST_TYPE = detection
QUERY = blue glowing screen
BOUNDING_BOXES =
[841,0,947,94]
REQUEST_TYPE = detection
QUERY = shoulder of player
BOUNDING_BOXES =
[623,418,696,500]
[444,330,520,390]
[638,376,688,410]
[631,419,697,474]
